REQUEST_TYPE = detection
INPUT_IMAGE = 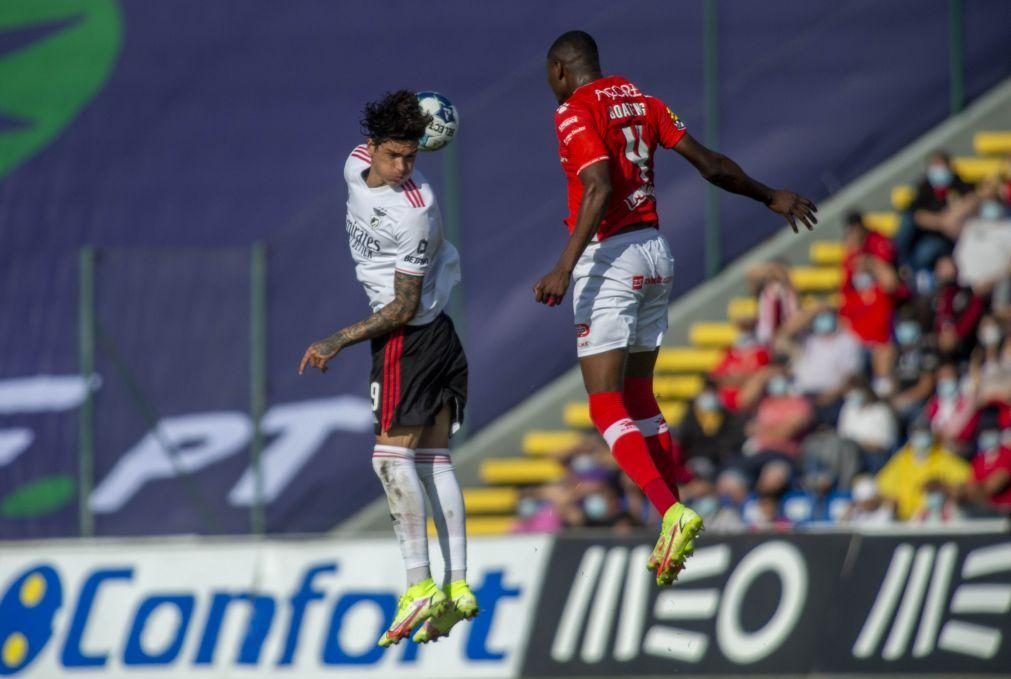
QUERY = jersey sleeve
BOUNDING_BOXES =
[555,105,610,175]
[394,207,439,277]
[343,145,372,184]
[648,97,688,149]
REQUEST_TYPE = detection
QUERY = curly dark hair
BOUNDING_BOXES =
[361,90,431,145]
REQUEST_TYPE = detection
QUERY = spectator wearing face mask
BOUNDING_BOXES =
[958,416,1011,517]
[837,376,898,474]
[678,382,746,482]
[896,150,974,273]
[839,254,901,382]
[890,314,940,421]
[746,259,800,346]
[970,316,1007,383]
[924,361,978,451]
[841,475,894,525]
[710,317,771,412]
[876,421,969,521]
[778,304,863,419]
[842,210,896,270]
[951,177,1011,301]
[932,256,986,361]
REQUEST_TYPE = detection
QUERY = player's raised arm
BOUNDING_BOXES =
[534,160,612,306]
[673,133,818,233]
[299,271,422,374]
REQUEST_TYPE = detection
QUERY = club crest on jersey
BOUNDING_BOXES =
[369,207,388,229]
[576,323,590,338]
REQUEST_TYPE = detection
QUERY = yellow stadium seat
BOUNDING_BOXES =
[790,266,842,292]
[809,241,845,266]
[727,297,757,322]
[653,375,704,400]
[891,185,915,211]
[462,487,518,514]
[480,458,565,485]
[974,131,1011,156]
[863,211,899,237]
[689,322,739,348]
[655,347,724,372]
[522,430,583,455]
[429,516,515,536]
[801,293,841,310]
[952,156,1004,183]
[563,400,687,428]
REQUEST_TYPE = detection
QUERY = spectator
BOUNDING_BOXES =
[839,254,899,380]
[838,376,898,473]
[677,382,746,483]
[799,424,861,497]
[841,475,894,525]
[889,313,939,420]
[709,319,771,412]
[924,361,978,450]
[778,305,863,420]
[876,420,969,520]
[932,256,986,361]
[897,150,974,273]
[950,178,1011,284]
[842,210,896,267]
[746,259,800,345]
[959,417,1011,516]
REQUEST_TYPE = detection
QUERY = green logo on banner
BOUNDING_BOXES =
[0,0,121,179]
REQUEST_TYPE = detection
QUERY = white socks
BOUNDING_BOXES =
[372,445,431,586]
[415,448,468,584]
[372,445,468,588]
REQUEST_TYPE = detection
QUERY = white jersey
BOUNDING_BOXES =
[343,145,460,326]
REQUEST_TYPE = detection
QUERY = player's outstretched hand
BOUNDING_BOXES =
[533,267,571,307]
[298,341,340,375]
[768,189,818,233]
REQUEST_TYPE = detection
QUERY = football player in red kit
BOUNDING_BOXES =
[534,31,817,585]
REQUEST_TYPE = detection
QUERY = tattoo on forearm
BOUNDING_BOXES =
[318,271,423,353]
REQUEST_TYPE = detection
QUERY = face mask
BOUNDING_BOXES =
[979,430,1001,452]
[925,491,945,512]
[937,378,959,399]
[583,493,609,520]
[927,165,953,189]
[768,376,790,396]
[980,324,1002,348]
[852,272,874,291]
[812,312,836,335]
[517,497,541,518]
[896,320,921,346]
[980,200,1005,221]
[570,454,596,473]
[697,391,720,412]
[911,431,933,455]
[692,495,718,518]
[846,390,866,407]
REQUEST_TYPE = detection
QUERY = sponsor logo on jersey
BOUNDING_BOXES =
[594,83,642,101]
[667,107,686,130]
[624,184,655,210]
[562,126,586,145]
[346,218,382,258]
[607,102,647,120]
[558,115,580,131]
[633,275,672,289]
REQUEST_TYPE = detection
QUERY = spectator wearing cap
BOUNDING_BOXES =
[876,420,969,521]
[896,150,974,273]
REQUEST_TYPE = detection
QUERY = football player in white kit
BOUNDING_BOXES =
[299,91,477,646]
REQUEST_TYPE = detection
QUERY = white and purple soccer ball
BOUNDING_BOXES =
[416,91,458,152]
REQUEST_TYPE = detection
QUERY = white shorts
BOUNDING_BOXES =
[572,228,674,357]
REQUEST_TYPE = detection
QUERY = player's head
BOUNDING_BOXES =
[361,90,431,187]
[546,30,602,104]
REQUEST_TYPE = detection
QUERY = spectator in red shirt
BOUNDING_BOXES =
[932,256,985,361]
[960,416,1011,516]
[840,254,898,382]
[842,211,896,268]
[924,361,978,452]
[710,317,771,412]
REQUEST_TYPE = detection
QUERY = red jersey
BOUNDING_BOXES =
[554,75,687,240]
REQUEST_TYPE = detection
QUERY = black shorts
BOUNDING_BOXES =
[370,313,467,435]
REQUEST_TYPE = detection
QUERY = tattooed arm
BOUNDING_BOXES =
[299,271,423,374]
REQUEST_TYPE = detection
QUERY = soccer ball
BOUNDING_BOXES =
[416,91,458,152]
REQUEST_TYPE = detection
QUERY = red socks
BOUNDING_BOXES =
[588,391,676,514]
[624,376,686,500]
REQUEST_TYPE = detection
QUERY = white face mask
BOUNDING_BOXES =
[911,431,933,456]
[979,324,1002,348]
